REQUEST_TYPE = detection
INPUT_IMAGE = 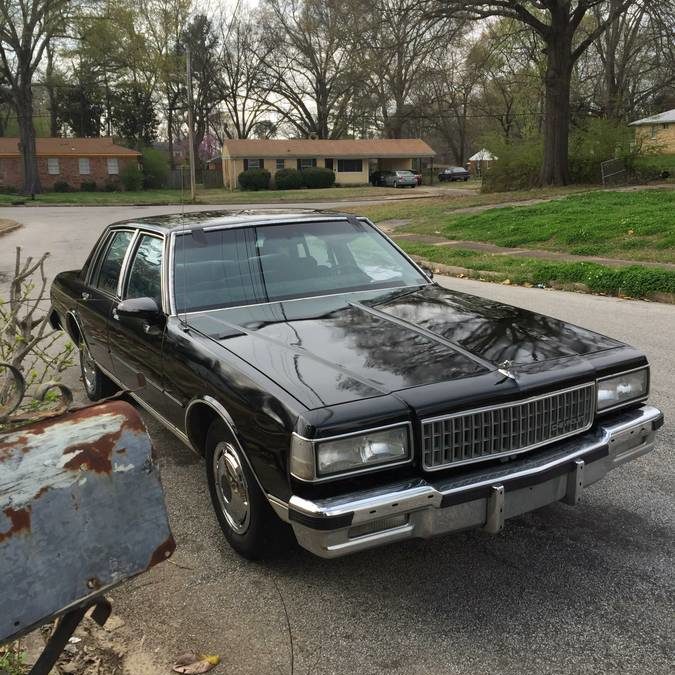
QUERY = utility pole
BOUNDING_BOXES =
[186,46,196,202]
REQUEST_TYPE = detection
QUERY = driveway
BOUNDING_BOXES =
[1,209,673,674]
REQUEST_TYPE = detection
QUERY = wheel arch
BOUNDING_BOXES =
[65,311,83,344]
[184,396,237,457]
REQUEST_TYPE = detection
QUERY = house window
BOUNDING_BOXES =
[79,158,91,175]
[246,159,261,169]
[663,123,669,130]
[650,125,657,139]
[276,159,285,170]
[325,158,334,170]
[107,158,119,175]
[337,159,363,173]
[47,158,60,175]
[298,158,316,170]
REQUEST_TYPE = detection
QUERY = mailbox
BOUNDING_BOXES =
[0,391,175,673]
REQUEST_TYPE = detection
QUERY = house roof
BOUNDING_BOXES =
[469,149,497,161]
[221,138,436,159]
[0,137,141,157]
[629,109,675,126]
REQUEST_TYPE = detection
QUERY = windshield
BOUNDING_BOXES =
[173,219,428,312]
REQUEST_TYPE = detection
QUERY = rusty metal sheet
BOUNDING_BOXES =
[0,400,175,643]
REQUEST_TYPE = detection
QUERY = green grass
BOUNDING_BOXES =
[361,189,675,264]
[400,243,675,300]
[0,185,396,206]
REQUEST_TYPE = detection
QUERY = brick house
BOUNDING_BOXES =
[220,138,436,190]
[0,137,141,191]
[629,109,675,153]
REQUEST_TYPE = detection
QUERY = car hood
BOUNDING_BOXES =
[188,284,625,410]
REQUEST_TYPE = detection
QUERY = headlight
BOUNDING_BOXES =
[597,368,649,412]
[290,425,410,481]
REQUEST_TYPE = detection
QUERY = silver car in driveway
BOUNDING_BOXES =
[381,170,417,188]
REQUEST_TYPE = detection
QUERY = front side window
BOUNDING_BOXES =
[107,158,119,175]
[125,235,163,305]
[47,158,60,175]
[94,230,134,295]
[174,220,427,313]
[337,159,362,173]
[79,158,91,175]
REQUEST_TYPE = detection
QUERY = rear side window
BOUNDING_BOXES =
[94,230,134,295]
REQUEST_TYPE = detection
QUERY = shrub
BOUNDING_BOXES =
[480,134,542,192]
[104,180,121,192]
[0,185,18,194]
[142,147,169,188]
[120,163,144,191]
[275,168,304,190]
[301,167,335,189]
[53,180,71,193]
[81,180,97,192]
[238,168,271,190]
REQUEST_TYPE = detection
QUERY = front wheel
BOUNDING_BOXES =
[79,340,117,401]
[206,420,292,559]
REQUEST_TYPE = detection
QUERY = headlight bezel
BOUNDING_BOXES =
[596,366,650,414]
[290,422,413,483]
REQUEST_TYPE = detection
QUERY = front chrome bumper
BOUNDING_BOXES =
[269,405,663,558]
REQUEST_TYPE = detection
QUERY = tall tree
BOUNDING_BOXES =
[260,0,360,138]
[0,0,70,193]
[217,14,275,139]
[181,14,221,167]
[359,0,456,138]
[435,0,648,185]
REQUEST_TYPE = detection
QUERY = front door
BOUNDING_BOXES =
[78,229,135,375]
[108,233,170,417]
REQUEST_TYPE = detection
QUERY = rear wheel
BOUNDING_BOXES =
[206,420,292,559]
[79,340,117,401]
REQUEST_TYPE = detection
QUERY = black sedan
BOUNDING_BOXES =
[439,166,470,181]
[50,210,662,559]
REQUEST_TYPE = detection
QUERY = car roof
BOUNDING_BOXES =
[107,208,358,234]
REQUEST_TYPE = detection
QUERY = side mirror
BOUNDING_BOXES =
[116,297,161,321]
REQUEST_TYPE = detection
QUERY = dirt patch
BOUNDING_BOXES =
[0,218,21,236]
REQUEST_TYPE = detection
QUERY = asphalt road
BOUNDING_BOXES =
[1,207,673,674]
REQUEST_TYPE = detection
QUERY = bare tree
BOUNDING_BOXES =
[433,0,649,185]
[358,0,458,138]
[260,0,360,138]
[217,14,276,139]
[0,0,71,194]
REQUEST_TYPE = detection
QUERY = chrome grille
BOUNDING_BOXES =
[422,383,596,470]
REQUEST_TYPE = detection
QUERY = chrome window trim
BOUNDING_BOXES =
[120,230,167,314]
[596,365,650,414]
[116,230,140,298]
[291,421,413,484]
[421,381,597,472]
[86,227,137,293]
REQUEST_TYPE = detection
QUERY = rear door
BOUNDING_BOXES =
[108,232,169,416]
[78,229,136,374]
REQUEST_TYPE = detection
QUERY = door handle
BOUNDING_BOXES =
[81,292,90,301]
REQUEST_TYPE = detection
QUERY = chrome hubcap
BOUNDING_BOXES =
[81,342,97,392]
[213,442,250,534]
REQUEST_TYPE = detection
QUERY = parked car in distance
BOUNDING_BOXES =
[411,170,423,185]
[50,209,663,560]
[370,169,417,187]
[439,166,470,182]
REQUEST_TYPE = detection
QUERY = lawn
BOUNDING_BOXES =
[400,243,675,300]
[360,188,675,264]
[0,185,396,206]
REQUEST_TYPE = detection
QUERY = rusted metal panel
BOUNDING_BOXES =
[0,400,175,643]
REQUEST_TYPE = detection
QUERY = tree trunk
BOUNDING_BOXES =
[16,85,41,196]
[539,34,573,186]
[46,45,59,137]
[167,104,175,170]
